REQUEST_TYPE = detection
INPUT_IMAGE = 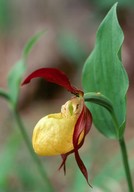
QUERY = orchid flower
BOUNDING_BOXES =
[22,68,92,186]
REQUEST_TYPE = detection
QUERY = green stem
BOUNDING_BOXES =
[13,109,54,192]
[0,89,10,101]
[119,137,134,192]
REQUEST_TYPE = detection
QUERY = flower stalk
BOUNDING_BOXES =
[84,92,133,190]
[119,137,134,192]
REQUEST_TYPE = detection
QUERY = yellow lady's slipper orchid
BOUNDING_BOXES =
[22,67,92,186]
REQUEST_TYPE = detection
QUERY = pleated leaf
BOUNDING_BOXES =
[82,3,129,139]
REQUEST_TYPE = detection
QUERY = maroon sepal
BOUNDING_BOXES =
[59,154,67,175]
[59,105,92,187]
[22,68,83,96]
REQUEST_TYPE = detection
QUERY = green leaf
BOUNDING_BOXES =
[84,92,119,135]
[23,30,45,59]
[82,3,129,139]
[8,59,26,106]
[84,92,114,114]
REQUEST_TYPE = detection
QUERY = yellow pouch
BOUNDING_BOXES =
[32,97,83,156]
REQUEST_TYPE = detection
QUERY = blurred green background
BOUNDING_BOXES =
[0,0,134,191]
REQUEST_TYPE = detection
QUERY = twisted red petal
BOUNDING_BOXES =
[73,105,92,187]
[59,105,92,187]
[22,68,83,95]
[85,106,92,135]
[58,154,67,174]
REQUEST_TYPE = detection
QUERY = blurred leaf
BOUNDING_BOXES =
[70,156,92,192]
[0,132,21,189]
[0,0,11,32]
[8,59,26,107]
[93,151,134,191]
[57,33,87,66]
[71,136,134,191]
[23,30,45,59]
[16,166,45,192]
[7,31,45,107]
[82,3,129,139]
[0,88,10,101]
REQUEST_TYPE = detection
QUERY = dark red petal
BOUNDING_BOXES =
[73,105,92,187]
[58,154,67,174]
[85,107,92,134]
[59,105,92,185]
[59,105,92,186]
[58,105,85,171]
[22,68,83,95]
